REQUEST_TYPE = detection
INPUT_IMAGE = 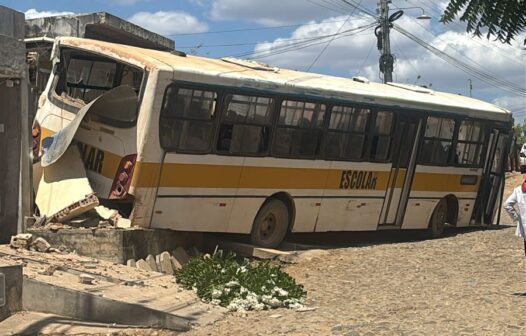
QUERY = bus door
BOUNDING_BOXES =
[379,115,423,226]
[473,130,510,225]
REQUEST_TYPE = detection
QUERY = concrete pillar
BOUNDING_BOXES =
[0,6,28,243]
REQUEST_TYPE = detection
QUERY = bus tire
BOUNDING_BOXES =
[427,199,447,238]
[250,199,289,248]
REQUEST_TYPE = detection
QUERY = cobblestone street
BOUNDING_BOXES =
[187,174,526,335]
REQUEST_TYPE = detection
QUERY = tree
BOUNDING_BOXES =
[441,0,526,44]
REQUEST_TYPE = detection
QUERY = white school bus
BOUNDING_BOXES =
[33,37,513,247]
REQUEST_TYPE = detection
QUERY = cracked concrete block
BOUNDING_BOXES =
[135,259,150,271]
[172,247,190,265]
[9,234,32,249]
[79,274,95,285]
[170,256,183,271]
[31,237,51,252]
[160,252,174,275]
[145,255,158,272]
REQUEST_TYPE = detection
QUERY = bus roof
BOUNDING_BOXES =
[58,37,512,123]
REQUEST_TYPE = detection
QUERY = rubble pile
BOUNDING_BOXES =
[128,246,199,275]
[9,233,53,253]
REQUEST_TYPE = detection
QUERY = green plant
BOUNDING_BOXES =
[175,250,306,312]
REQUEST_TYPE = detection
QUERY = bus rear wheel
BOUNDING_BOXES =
[427,199,447,238]
[251,199,289,248]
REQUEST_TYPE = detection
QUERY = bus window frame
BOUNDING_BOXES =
[416,113,491,169]
[214,91,276,157]
[364,110,397,163]
[321,104,372,162]
[159,83,222,155]
[270,97,328,160]
[48,47,146,128]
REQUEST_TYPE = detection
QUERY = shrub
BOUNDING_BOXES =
[175,250,306,312]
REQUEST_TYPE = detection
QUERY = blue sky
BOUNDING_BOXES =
[3,0,525,120]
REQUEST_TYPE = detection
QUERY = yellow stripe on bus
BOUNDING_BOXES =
[38,127,479,193]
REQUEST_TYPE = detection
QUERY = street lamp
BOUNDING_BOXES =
[376,1,432,83]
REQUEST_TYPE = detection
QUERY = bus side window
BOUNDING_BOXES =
[419,116,456,165]
[159,86,217,153]
[216,94,274,155]
[369,111,393,161]
[325,106,370,160]
[455,120,486,166]
[273,100,326,159]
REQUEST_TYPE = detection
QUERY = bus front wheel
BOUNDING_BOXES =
[251,199,289,248]
[427,199,447,238]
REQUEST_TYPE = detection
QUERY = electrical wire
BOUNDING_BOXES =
[228,23,375,59]
[356,39,376,76]
[306,0,364,71]
[390,2,524,93]
[165,18,353,36]
[394,25,526,95]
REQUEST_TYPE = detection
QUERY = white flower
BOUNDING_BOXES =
[226,280,239,288]
[211,289,222,299]
[222,287,231,295]
[211,299,221,305]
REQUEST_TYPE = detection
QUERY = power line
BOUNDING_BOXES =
[305,0,348,14]
[356,39,376,76]
[229,23,374,60]
[394,25,526,95]
[390,2,524,93]
[306,0,364,71]
[165,18,353,36]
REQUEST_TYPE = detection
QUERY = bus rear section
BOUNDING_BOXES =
[32,41,146,218]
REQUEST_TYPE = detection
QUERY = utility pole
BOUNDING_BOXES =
[378,0,394,83]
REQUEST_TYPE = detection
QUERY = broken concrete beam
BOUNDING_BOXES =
[136,259,151,271]
[160,252,174,275]
[205,238,293,259]
[126,259,136,268]
[31,237,51,252]
[146,255,158,272]
[9,234,32,249]
[79,274,95,285]
[36,146,99,222]
[172,247,190,265]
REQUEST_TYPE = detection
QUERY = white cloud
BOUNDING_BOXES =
[248,13,524,100]
[128,11,208,35]
[209,0,378,26]
[25,9,75,19]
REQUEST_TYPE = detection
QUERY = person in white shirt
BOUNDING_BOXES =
[503,174,526,256]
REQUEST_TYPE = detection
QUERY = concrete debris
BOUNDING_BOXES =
[189,246,201,257]
[38,265,58,276]
[79,273,95,285]
[136,259,151,271]
[116,218,132,228]
[146,255,158,272]
[126,259,136,268]
[10,234,33,249]
[31,237,51,252]
[160,252,174,275]
[94,205,121,226]
[172,247,190,265]
[170,256,183,271]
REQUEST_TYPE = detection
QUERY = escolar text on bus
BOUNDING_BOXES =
[339,170,378,190]
[77,142,105,174]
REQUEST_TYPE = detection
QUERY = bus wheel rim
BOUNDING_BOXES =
[261,213,276,238]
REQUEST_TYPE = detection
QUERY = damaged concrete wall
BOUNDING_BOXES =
[0,6,29,243]
[25,12,174,51]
